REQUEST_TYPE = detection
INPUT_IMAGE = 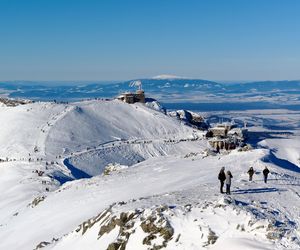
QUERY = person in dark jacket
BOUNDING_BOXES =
[247,167,255,181]
[225,170,233,195]
[218,167,226,193]
[263,166,270,183]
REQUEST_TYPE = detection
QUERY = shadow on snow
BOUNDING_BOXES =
[232,187,286,194]
[63,158,92,179]
[247,131,294,147]
[263,150,300,174]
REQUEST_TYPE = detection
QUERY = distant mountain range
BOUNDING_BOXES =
[1,78,300,105]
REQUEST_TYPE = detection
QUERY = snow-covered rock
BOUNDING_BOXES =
[168,109,208,130]
[145,98,166,113]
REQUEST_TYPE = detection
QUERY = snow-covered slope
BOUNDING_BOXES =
[0,99,203,174]
[46,100,197,155]
[259,138,300,168]
[0,100,299,250]
[0,102,66,158]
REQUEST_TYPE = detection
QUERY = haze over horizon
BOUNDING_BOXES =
[1,0,300,81]
[2,75,300,84]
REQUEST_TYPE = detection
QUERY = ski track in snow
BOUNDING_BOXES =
[35,105,75,156]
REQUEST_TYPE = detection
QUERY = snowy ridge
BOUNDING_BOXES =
[152,74,188,80]
[42,195,298,250]
[0,100,300,250]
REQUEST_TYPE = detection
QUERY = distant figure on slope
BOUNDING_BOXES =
[247,167,255,181]
[263,166,270,183]
[225,170,233,195]
[218,167,226,193]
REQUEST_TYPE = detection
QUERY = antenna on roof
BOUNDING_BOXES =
[129,80,142,91]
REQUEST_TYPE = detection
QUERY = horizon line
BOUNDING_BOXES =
[1,78,300,83]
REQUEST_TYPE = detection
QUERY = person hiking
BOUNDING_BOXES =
[225,170,233,195]
[263,166,270,183]
[247,167,254,181]
[218,167,226,193]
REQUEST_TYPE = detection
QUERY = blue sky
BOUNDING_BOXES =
[0,0,300,81]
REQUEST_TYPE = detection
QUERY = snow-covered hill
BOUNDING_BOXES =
[152,74,188,79]
[0,100,299,250]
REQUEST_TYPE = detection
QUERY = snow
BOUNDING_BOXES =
[0,100,299,250]
[259,138,300,167]
[211,238,275,250]
[152,74,188,79]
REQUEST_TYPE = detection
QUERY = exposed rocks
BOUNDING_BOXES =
[34,199,299,250]
[266,222,286,240]
[140,209,174,249]
[76,207,112,235]
[34,238,58,250]
[107,242,123,250]
[0,97,32,107]
[34,241,50,249]
[201,149,217,157]
[184,152,199,158]
[171,110,208,130]
[236,224,246,231]
[95,206,174,250]
[238,144,252,152]
[175,234,181,242]
[29,196,45,208]
[205,228,218,246]
[103,163,128,176]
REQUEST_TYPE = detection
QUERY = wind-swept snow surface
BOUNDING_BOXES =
[0,100,299,250]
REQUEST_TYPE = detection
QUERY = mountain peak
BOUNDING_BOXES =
[152,74,188,80]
